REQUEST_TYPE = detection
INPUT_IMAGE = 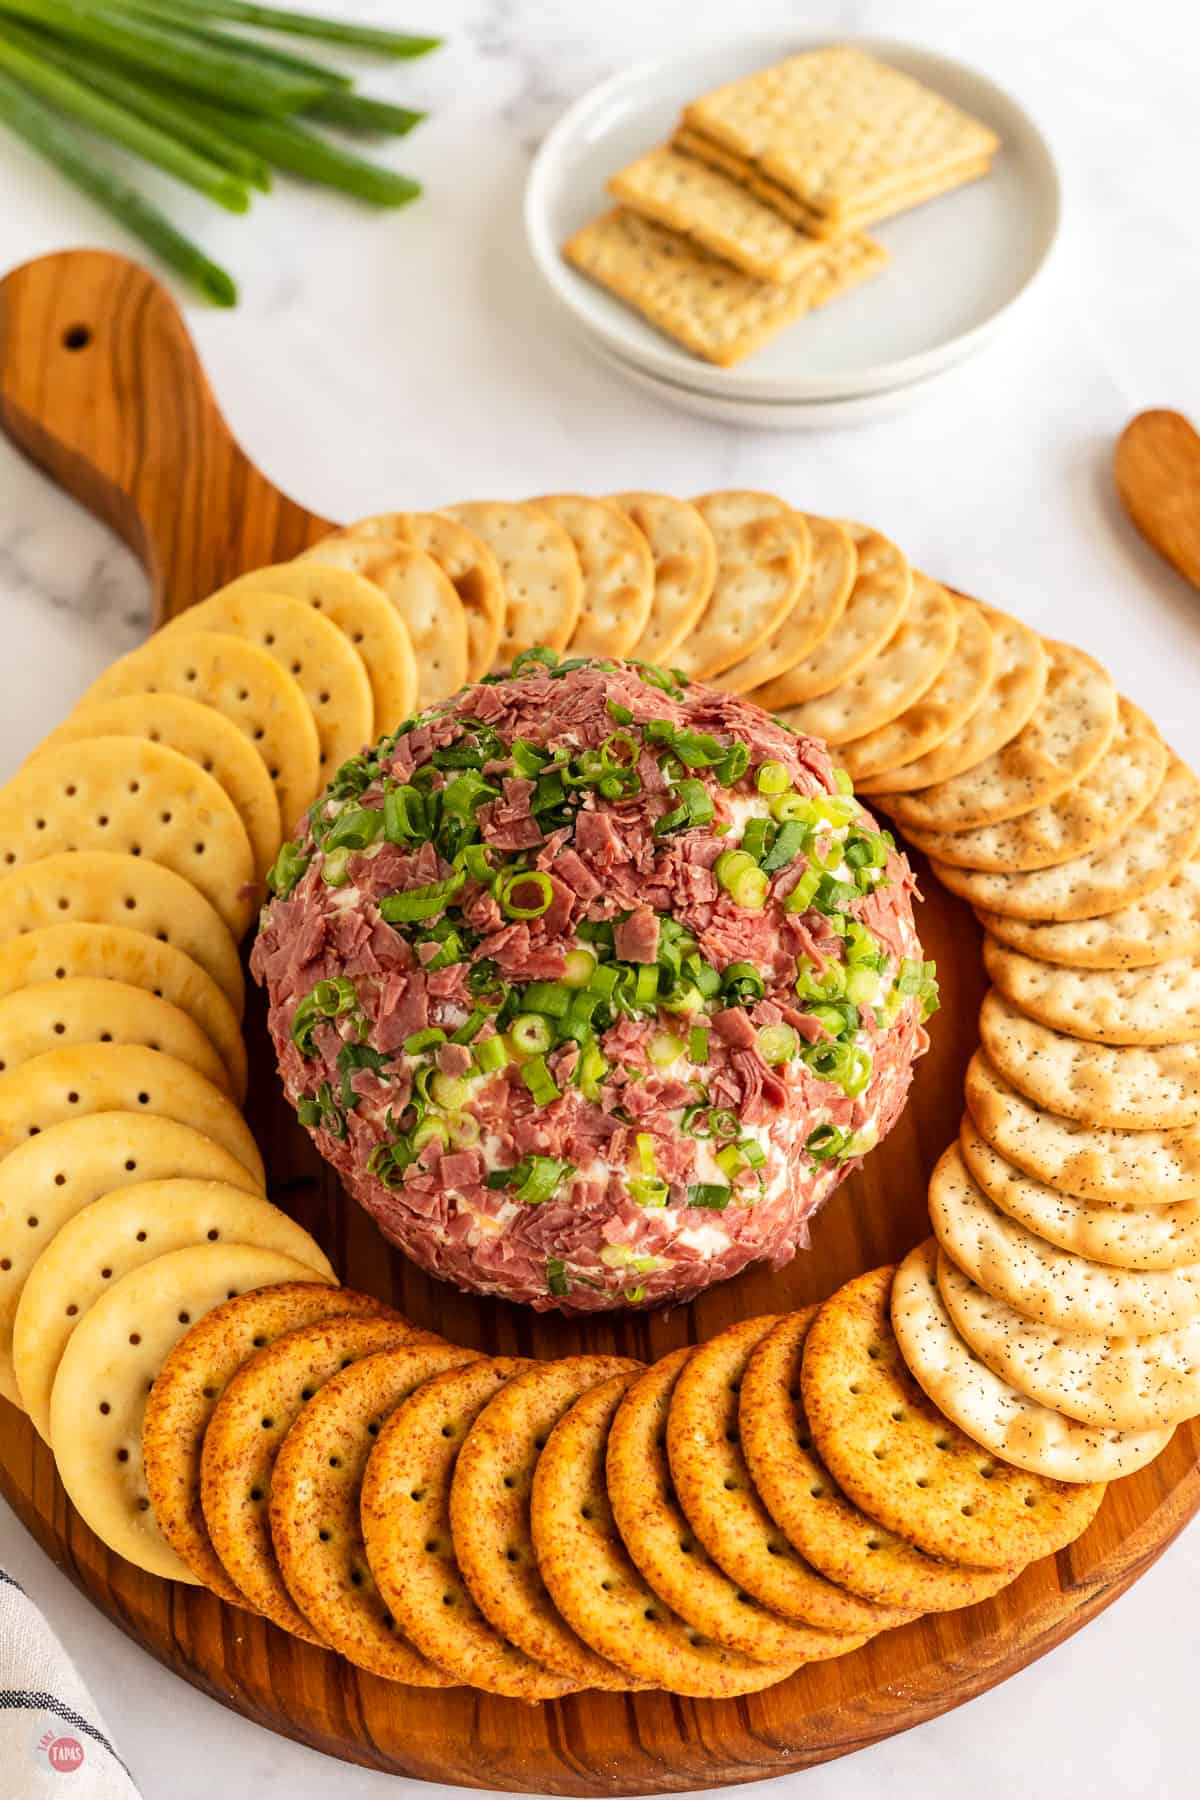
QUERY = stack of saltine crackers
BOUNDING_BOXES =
[563,46,1000,365]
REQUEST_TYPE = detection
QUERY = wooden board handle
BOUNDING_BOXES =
[0,249,332,624]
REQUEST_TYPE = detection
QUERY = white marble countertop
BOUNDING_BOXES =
[1,1,1199,1795]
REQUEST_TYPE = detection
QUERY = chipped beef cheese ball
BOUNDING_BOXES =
[252,652,935,1312]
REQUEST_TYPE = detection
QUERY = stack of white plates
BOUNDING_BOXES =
[525,37,1061,430]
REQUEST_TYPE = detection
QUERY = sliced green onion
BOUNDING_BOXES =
[687,957,722,999]
[474,1033,509,1075]
[628,1176,668,1208]
[382,782,426,842]
[636,1133,657,1176]
[511,647,559,676]
[497,869,553,919]
[510,1014,554,1057]
[296,1096,321,1127]
[762,820,807,874]
[687,1183,731,1210]
[715,849,768,910]
[676,777,714,825]
[546,1258,569,1297]
[515,1156,572,1204]
[561,948,597,989]
[741,816,774,864]
[266,838,309,897]
[721,961,765,1004]
[834,767,855,794]
[805,1123,851,1162]
[634,963,660,1006]
[607,699,633,724]
[784,866,823,914]
[715,742,750,786]
[379,870,465,923]
[660,980,704,1016]
[325,803,384,851]
[756,760,790,795]
[520,1054,560,1105]
[757,1023,799,1065]
[403,1027,447,1055]
[795,959,846,1004]
[648,1032,684,1067]
[688,1024,710,1063]
[576,1042,607,1101]
[430,1072,469,1111]
[450,1009,486,1045]
[510,737,548,777]
[320,846,351,887]
[624,1284,647,1303]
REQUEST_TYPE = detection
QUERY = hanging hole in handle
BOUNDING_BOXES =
[62,325,92,351]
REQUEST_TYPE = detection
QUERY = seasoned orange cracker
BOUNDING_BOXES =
[611,491,717,666]
[0,1043,262,1182]
[775,570,956,742]
[450,1356,645,1689]
[667,1315,912,1634]
[13,1179,331,1442]
[609,1347,870,1661]
[0,851,244,1020]
[801,1266,1106,1567]
[752,522,912,711]
[144,1282,391,1606]
[209,562,418,734]
[534,496,654,660]
[976,857,1200,969]
[532,1371,798,1697]
[0,923,246,1105]
[201,1311,419,1640]
[341,511,506,682]
[562,208,886,369]
[0,1112,259,1413]
[52,1244,332,1581]
[740,1311,1019,1612]
[893,1240,1169,1482]
[672,492,810,681]
[270,1341,475,1681]
[985,937,1200,1048]
[36,692,281,883]
[0,736,256,940]
[81,628,320,842]
[300,535,467,708]
[441,501,583,667]
[360,1356,578,1699]
[715,515,856,695]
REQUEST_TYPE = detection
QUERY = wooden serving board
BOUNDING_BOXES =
[0,249,1196,1795]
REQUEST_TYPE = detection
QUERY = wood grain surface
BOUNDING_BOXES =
[0,249,1196,1795]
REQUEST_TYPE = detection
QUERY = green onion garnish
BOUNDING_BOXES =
[379,870,466,923]
[755,760,790,795]
[510,1014,554,1057]
[520,1054,560,1105]
[403,1026,447,1054]
[546,1258,569,1297]
[266,838,309,897]
[687,1183,731,1210]
[497,869,553,919]
[688,1024,709,1063]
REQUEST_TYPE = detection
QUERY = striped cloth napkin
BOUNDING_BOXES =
[1,1569,141,1797]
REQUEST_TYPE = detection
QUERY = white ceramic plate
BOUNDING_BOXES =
[578,331,958,432]
[525,35,1061,403]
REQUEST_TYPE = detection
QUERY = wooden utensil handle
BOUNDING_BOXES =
[0,249,332,624]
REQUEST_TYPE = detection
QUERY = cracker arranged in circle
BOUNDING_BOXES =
[51,1243,331,1580]
[441,500,583,667]
[143,1282,393,1605]
[0,736,256,940]
[299,535,467,710]
[739,1312,1020,1612]
[843,598,995,784]
[0,1111,259,1410]
[201,1312,420,1639]
[933,755,1200,921]
[977,856,1200,970]
[609,1347,862,1663]
[966,1050,1200,1206]
[801,1265,1106,1567]
[979,986,1200,1129]
[930,1141,1200,1336]
[986,937,1200,1048]
[0,851,244,1020]
[714,514,856,695]
[667,1315,912,1635]
[534,495,655,660]
[360,1355,578,1699]
[902,699,1165,872]
[938,1251,1200,1433]
[752,522,912,710]
[671,492,810,681]
[37,692,281,883]
[0,977,234,1102]
[451,1355,646,1688]
[0,923,246,1105]
[863,607,1048,795]
[335,511,506,682]
[611,491,717,666]
[0,1043,263,1183]
[887,642,1118,835]
[160,590,373,786]
[775,571,957,746]
[531,1371,798,1697]
[893,1240,1169,1482]
[960,1114,1200,1271]
[211,562,418,733]
[13,1179,332,1443]
[81,629,320,843]
[270,1341,476,1680]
